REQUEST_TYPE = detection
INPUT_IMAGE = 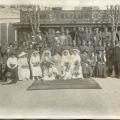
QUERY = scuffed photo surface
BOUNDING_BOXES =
[0,0,120,119]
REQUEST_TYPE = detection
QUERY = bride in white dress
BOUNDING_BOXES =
[71,48,83,79]
[41,50,58,81]
[61,49,72,80]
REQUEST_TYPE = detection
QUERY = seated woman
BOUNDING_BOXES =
[42,61,58,81]
[41,49,58,80]
[6,52,18,84]
[52,50,62,78]
[61,49,72,80]
[71,48,83,79]
[30,51,42,80]
[18,52,30,81]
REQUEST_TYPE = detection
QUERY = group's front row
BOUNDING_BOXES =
[6,48,83,83]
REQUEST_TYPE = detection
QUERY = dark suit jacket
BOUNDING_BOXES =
[113,45,120,63]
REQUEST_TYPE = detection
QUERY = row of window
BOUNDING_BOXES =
[20,10,110,23]
[23,11,93,20]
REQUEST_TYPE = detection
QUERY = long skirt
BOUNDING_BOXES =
[62,71,72,80]
[31,66,42,77]
[71,65,83,79]
[42,75,55,81]
[18,67,30,80]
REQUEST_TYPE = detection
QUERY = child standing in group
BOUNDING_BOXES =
[30,51,42,80]
[96,50,107,78]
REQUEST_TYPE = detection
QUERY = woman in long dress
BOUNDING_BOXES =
[71,48,83,79]
[52,50,62,78]
[30,51,42,80]
[18,52,30,81]
[61,49,72,80]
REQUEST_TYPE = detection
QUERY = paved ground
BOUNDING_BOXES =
[0,77,120,119]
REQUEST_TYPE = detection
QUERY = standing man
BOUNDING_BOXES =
[105,42,113,77]
[75,27,86,48]
[69,27,76,46]
[102,27,112,45]
[0,45,2,80]
[80,40,88,54]
[60,31,68,47]
[65,29,72,47]
[93,28,102,47]
[112,41,120,78]
[52,31,62,55]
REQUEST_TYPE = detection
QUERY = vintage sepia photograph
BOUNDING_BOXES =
[0,0,120,119]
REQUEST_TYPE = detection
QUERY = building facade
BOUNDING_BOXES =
[0,6,20,46]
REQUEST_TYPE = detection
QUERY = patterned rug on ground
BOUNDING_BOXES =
[27,78,102,90]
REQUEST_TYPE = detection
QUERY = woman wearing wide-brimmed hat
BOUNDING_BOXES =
[18,52,30,81]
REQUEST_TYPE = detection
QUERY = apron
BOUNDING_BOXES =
[18,57,30,80]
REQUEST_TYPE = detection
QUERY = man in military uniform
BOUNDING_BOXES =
[75,27,86,47]
[86,40,94,57]
[102,27,112,45]
[36,30,43,43]
[52,31,62,55]
[46,30,53,48]
[95,40,105,54]
[19,41,28,53]
[80,40,88,54]
[85,27,93,43]
[93,28,102,47]
[65,29,72,47]
[69,27,76,45]
[60,31,68,47]
[81,50,92,78]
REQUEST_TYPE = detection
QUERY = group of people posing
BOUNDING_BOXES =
[0,26,120,84]
[0,46,84,84]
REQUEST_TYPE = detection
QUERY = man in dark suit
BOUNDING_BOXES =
[105,42,113,77]
[113,41,120,78]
